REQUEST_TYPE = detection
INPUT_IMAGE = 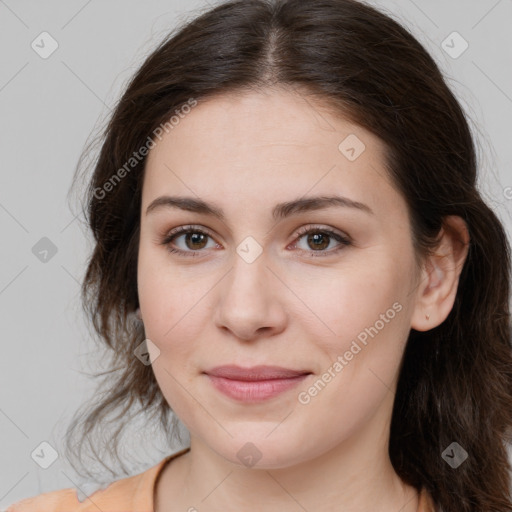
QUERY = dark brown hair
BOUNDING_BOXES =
[65,0,512,510]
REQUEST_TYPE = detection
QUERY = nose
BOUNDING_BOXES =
[213,250,287,342]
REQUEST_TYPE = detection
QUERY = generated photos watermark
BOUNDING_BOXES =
[298,301,403,404]
[93,97,198,200]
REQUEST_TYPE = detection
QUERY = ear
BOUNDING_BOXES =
[411,215,470,332]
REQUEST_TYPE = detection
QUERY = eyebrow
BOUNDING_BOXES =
[146,194,374,220]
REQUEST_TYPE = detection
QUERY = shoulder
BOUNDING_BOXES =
[3,488,82,512]
[4,472,146,512]
[3,449,190,512]
[4,472,148,512]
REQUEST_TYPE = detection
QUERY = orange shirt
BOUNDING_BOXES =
[5,447,435,511]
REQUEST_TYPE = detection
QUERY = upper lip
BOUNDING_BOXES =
[204,365,311,381]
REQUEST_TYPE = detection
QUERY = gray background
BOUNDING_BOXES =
[1,0,511,507]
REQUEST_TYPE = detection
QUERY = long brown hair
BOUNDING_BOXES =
[65,1,512,509]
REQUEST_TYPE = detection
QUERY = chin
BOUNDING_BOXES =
[207,431,313,470]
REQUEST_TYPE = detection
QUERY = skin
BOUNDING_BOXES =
[137,86,469,512]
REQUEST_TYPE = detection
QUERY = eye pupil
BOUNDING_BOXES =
[308,233,329,250]
[187,232,208,249]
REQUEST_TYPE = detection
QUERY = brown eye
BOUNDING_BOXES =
[293,226,351,257]
[305,232,330,251]
[185,232,209,250]
[161,226,218,257]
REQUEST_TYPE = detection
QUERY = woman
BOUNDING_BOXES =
[7,0,512,511]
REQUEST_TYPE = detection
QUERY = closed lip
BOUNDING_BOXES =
[203,365,311,381]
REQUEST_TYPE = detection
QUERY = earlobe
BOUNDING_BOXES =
[410,216,470,332]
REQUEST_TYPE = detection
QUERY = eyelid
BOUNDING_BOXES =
[161,223,349,243]
[293,224,351,242]
[160,223,352,257]
[160,224,219,249]
[289,225,352,256]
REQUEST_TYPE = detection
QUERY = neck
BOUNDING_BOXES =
[156,397,420,512]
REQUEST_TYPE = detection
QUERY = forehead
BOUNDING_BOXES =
[142,88,402,222]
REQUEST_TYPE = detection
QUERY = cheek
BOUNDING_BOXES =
[292,259,413,417]
[137,250,208,381]
[291,257,409,353]
[137,256,209,428]
[138,242,208,334]
[292,273,410,451]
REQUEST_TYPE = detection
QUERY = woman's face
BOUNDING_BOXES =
[138,87,423,468]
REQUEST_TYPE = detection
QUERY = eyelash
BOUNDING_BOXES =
[160,224,351,258]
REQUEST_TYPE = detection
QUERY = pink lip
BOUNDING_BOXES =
[204,365,311,402]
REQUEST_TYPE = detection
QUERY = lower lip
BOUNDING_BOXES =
[206,374,310,402]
